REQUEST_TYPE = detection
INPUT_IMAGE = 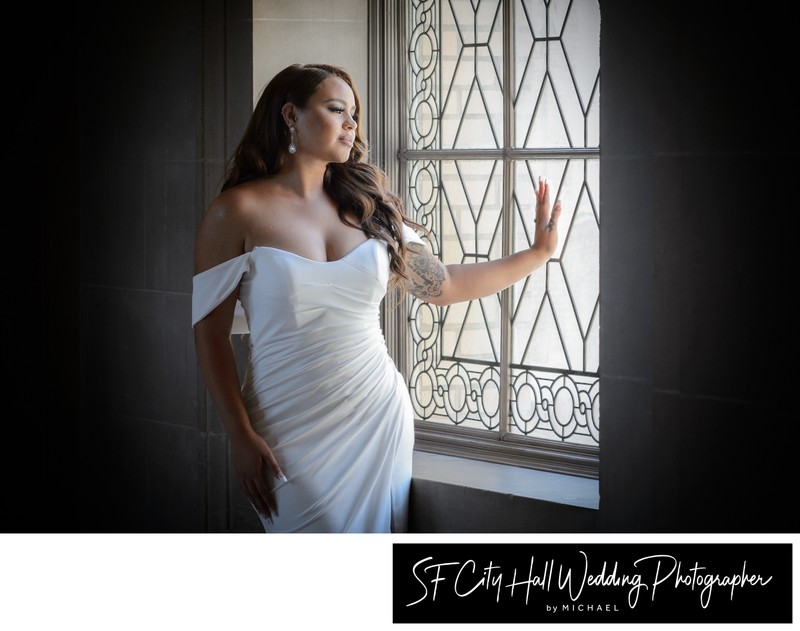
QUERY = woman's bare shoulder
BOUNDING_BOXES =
[209,179,276,220]
[208,178,289,230]
[195,180,275,272]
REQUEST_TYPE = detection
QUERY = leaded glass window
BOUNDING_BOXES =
[401,0,600,477]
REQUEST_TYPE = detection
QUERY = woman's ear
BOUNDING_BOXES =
[281,102,297,128]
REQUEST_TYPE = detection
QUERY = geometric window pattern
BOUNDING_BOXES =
[405,0,600,448]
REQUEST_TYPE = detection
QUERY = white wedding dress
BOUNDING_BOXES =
[192,224,422,533]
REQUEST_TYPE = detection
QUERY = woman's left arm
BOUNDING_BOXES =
[403,178,562,306]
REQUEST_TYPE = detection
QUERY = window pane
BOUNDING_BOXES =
[509,158,599,443]
[510,159,599,372]
[509,368,599,444]
[408,159,503,431]
[515,0,600,148]
[409,0,505,150]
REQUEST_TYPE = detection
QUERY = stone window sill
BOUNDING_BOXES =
[412,450,599,510]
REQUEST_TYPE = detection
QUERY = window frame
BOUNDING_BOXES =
[369,0,599,479]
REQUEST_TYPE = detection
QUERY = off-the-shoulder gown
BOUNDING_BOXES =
[192,224,422,533]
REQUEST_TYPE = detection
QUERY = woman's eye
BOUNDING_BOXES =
[330,107,344,114]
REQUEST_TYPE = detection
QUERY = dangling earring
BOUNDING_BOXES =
[288,126,297,154]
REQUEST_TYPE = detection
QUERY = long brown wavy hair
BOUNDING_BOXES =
[221,63,422,283]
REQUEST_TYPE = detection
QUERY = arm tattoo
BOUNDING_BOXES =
[405,243,445,298]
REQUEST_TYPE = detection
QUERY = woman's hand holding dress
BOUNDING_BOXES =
[230,430,284,524]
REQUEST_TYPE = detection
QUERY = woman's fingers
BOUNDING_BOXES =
[245,479,273,524]
[245,459,285,525]
[247,475,279,524]
[534,177,552,223]
[534,177,556,226]
[547,198,562,232]
[254,441,287,522]
[230,434,286,526]
[530,177,562,257]
[537,176,550,204]
[265,451,288,483]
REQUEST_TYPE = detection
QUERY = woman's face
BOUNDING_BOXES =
[291,76,358,164]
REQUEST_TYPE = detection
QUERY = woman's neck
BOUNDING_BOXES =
[276,158,328,200]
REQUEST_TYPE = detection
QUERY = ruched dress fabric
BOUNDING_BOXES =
[192,225,422,533]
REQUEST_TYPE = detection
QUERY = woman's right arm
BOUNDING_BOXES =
[194,198,285,524]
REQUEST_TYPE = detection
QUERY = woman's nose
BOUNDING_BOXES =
[344,113,357,129]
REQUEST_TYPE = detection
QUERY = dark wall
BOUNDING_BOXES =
[71,0,253,532]
[20,1,795,534]
[598,1,797,532]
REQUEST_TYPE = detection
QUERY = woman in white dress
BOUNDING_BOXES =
[192,63,561,533]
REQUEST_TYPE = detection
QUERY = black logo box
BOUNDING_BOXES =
[393,543,792,624]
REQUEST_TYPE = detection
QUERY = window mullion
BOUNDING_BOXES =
[395,0,410,381]
[371,0,408,376]
[499,0,515,440]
